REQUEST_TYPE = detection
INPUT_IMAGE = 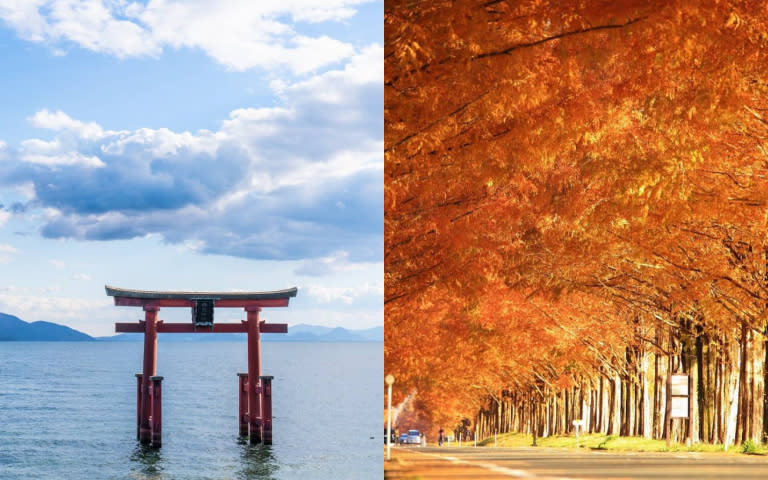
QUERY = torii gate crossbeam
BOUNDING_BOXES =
[106,285,297,448]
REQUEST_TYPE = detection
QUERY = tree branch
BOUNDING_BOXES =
[473,16,649,60]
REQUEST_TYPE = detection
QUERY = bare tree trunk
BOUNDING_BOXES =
[750,332,764,443]
[642,350,652,438]
[531,398,537,446]
[737,321,748,444]
[724,340,741,450]
[665,354,672,443]
[698,333,709,443]
[714,346,723,444]
[764,330,768,444]
[599,373,608,433]
[685,330,699,443]
[609,373,621,435]
[584,381,592,433]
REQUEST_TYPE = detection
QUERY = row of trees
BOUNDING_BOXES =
[473,324,766,447]
[385,0,768,444]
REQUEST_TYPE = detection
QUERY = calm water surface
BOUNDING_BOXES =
[0,341,382,479]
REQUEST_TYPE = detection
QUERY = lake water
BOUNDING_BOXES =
[0,341,383,479]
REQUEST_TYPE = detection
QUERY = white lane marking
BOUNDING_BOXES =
[417,451,581,479]
[427,453,532,477]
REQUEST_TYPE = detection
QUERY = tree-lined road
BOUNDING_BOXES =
[386,0,768,448]
[385,446,768,479]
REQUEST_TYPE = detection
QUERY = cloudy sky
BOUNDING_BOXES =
[0,0,383,337]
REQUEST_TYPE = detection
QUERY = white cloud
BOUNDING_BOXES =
[72,273,91,280]
[281,141,382,188]
[0,0,159,57]
[21,151,105,168]
[0,0,375,73]
[28,109,104,139]
[0,244,19,253]
[21,111,107,168]
[0,244,19,263]
[14,182,36,200]
[50,259,66,269]
[221,107,294,140]
[0,288,114,334]
[0,0,53,43]
[296,252,348,276]
[0,210,10,226]
[100,127,220,157]
[285,43,383,98]
[305,283,383,304]
[1,42,382,262]
[295,251,380,276]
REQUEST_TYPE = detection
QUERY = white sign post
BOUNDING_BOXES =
[667,373,690,447]
[670,374,689,418]
[572,419,584,448]
[385,374,395,461]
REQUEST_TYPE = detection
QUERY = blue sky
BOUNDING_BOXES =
[0,0,383,336]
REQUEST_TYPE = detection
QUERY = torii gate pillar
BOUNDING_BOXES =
[246,306,263,444]
[139,306,159,445]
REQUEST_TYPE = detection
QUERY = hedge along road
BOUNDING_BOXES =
[384,446,768,479]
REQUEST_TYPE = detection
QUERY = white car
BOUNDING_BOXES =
[404,429,422,445]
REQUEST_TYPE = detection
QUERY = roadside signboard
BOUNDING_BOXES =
[670,374,688,396]
[669,374,689,418]
[671,396,689,418]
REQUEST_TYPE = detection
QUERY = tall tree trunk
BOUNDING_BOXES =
[531,398,537,445]
[642,350,652,438]
[684,329,699,443]
[724,340,741,450]
[763,329,768,444]
[664,353,672,443]
[713,338,721,443]
[654,351,661,438]
[737,321,748,444]
[610,373,621,436]
[749,332,764,444]
[697,332,708,443]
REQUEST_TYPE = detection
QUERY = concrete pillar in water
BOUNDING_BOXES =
[150,376,163,448]
[238,373,249,436]
[260,375,274,445]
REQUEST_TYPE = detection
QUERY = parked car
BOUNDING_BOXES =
[398,433,409,444]
[404,429,421,445]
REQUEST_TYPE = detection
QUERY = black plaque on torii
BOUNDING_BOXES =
[192,298,215,328]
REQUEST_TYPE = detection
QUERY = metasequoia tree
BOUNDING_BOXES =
[386,0,768,444]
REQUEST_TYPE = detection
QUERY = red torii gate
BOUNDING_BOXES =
[106,285,297,448]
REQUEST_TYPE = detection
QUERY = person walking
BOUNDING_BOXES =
[438,428,444,446]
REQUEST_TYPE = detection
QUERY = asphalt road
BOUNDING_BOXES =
[384,445,768,479]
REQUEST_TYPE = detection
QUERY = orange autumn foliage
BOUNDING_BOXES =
[386,0,768,428]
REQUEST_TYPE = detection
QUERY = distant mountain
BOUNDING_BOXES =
[97,332,247,342]
[275,323,383,342]
[356,326,384,342]
[287,323,335,335]
[0,312,381,343]
[99,323,383,342]
[0,313,93,341]
[265,324,382,342]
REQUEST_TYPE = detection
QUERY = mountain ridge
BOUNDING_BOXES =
[0,312,383,342]
[0,313,93,341]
